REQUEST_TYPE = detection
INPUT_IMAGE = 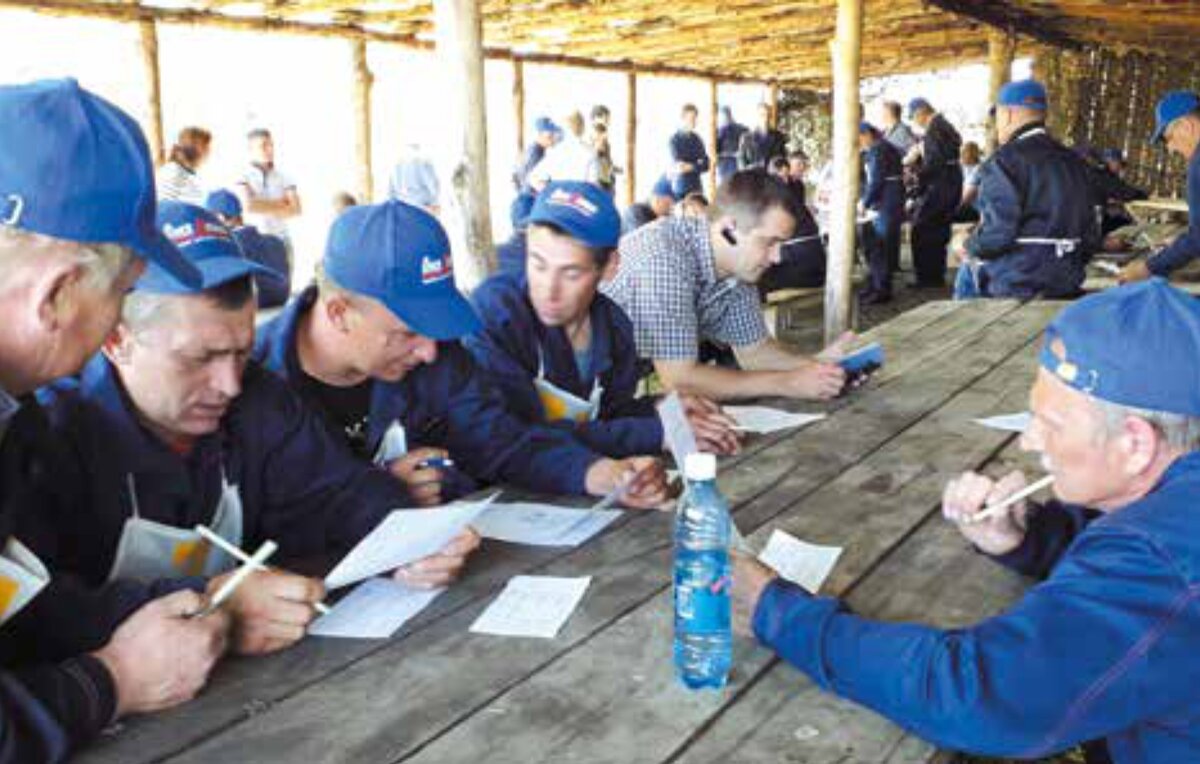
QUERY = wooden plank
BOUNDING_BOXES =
[139,303,1058,764]
[390,305,1056,764]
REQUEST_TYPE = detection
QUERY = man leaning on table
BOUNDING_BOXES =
[734,279,1200,763]
[18,200,478,664]
[0,79,228,762]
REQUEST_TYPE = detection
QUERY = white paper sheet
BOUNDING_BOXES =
[972,412,1032,433]
[726,406,826,435]
[372,420,408,466]
[473,503,621,547]
[469,575,591,639]
[324,494,497,589]
[656,392,698,468]
[758,529,843,594]
[308,578,442,639]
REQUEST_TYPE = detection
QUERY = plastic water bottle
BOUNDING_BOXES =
[673,452,732,690]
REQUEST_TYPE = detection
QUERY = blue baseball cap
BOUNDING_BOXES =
[534,116,560,135]
[859,121,879,135]
[510,190,536,231]
[0,79,199,287]
[650,175,675,199]
[1039,279,1200,416]
[527,181,621,249]
[1151,91,1200,144]
[137,201,281,294]
[997,79,1048,111]
[907,98,932,117]
[323,200,481,340]
[205,189,243,220]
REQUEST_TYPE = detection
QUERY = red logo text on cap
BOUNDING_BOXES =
[546,188,597,217]
[421,254,453,284]
[163,219,232,248]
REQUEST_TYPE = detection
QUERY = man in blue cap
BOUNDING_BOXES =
[907,97,963,288]
[1120,91,1200,284]
[0,79,226,762]
[668,104,711,200]
[466,181,741,459]
[857,122,905,304]
[24,200,479,662]
[734,278,1200,763]
[513,117,562,194]
[952,79,1099,299]
[622,176,676,234]
[255,200,670,509]
[205,189,291,308]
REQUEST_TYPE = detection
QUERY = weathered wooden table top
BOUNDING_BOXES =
[78,299,1063,764]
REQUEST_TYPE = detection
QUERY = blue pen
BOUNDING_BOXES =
[417,457,455,470]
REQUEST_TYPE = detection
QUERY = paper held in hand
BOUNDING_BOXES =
[324,493,498,590]
[656,392,698,468]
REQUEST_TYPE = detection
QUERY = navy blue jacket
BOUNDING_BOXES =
[754,452,1200,763]
[917,113,962,187]
[668,130,710,198]
[464,272,662,458]
[496,230,528,277]
[966,124,1099,298]
[8,356,406,662]
[861,140,905,216]
[255,287,600,498]
[0,399,118,762]
[716,122,747,183]
[1149,149,1200,276]
[738,128,787,170]
[234,226,290,309]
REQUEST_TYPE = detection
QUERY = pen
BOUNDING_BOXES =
[194,525,332,615]
[961,475,1055,525]
[192,540,277,618]
[417,457,455,470]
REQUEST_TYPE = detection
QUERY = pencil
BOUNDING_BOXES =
[193,540,277,618]
[195,526,332,615]
[961,475,1055,525]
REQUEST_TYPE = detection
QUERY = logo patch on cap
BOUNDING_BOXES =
[421,254,453,284]
[546,188,598,217]
[163,218,232,248]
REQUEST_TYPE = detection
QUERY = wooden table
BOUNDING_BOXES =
[80,299,1063,764]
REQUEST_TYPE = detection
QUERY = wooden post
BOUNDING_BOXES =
[625,71,638,206]
[768,81,780,128]
[351,37,374,203]
[433,0,495,283]
[985,29,1015,153]
[513,59,526,153]
[823,0,863,344]
[708,79,719,196]
[138,18,165,165]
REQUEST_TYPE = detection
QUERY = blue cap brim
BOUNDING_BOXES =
[136,230,203,288]
[382,290,482,341]
[137,255,282,295]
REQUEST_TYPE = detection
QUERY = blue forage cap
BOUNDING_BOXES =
[534,116,560,135]
[650,175,675,199]
[1038,278,1200,416]
[907,97,932,117]
[997,79,1048,111]
[1151,91,1200,144]
[0,78,200,287]
[204,189,243,220]
[323,200,481,341]
[527,181,621,249]
[138,200,282,294]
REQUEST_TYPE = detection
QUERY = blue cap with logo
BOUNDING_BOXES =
[1039,278,1200,416]
[534,116,561,135]
[997,79,1048,111]
[138,200,281,294]
[651,175,675,199]
[1151,90,1200,144]
[0,78,200,287]
[205,189,243,220]
[527,181,621,250]
[324,200,481,341]
[907,97,932,117]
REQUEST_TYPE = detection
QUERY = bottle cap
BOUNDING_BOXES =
[683,453,716,481]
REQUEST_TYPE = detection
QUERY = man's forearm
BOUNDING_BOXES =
[734,338,809,371]
[655,360,792,401]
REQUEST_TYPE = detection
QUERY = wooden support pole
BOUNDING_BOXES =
[708,78,719,195]
[513,59,526,153]
[137,18,165,165]
[434,0,495,284]
[351,37,374,203]
[768,81,780,127]
[823,0,863,344]
[625,71,638,206]
[985,29,1015,153]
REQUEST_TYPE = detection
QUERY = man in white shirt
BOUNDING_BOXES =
[528,111,598,190]
[236,128,302,259]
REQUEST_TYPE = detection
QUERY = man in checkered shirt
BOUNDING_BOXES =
[603,170,850,401]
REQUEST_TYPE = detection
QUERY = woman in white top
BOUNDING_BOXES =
[157,127,211,204]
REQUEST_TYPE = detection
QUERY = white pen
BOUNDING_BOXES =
[962,475,1055,525]
[193,540,277,618]
[194,525,332,615]
[591,472,636,511]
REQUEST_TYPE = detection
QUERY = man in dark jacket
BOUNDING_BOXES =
[716,107,748,186]
[738,102,788,171]
[858,123,905,304]
[908,97,963,288]
[668,104,710,199]
[955,80,1099,299]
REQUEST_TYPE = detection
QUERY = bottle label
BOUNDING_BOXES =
[675,572,731,634]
